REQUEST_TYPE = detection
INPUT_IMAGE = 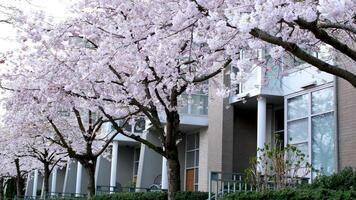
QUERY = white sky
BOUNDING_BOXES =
[0,0,73,120]
[0,0,74,52]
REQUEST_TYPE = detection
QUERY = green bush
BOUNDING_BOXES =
[308,167,356,191]
[221,189,356,200]
[175,191,208,200]
[90,191,208,200]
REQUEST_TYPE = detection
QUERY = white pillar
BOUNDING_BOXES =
[75,162,83,197]
[51,166,58,195]
[32,169,39,198]
[161,157,168,190]
[110,141,119,193]
[257,96,267,171]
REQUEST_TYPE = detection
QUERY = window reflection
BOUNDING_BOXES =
[286,86,336,178]
[287,119,308,143]
[312,88,334,114]
[287,94,308,120]
[312,113,335,176]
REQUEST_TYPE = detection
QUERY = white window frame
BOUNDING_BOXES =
[284,82,337,179]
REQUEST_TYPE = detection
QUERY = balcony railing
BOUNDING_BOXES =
[230,64,283,102]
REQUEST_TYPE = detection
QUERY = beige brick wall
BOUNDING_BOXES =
[198,72,234,191]
[337,78,356,169]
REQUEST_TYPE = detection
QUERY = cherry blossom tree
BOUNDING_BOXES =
[2,1,354,199]
[1,85,138,197]
[1,1,233,199]
[1,118,68,197]
[0,153,15,200]
[0,125,43,198]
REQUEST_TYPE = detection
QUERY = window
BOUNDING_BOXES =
[185,133,199,191]
[285,85,336,178]
[179,94,208,116]
[273,108,284,150]
[133,148,140,182]
[231,66,241,95]
[112,117,146,134]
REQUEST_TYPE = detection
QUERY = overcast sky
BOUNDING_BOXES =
[0,0,73,52]
[0,0,74,120]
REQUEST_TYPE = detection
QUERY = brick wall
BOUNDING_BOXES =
[337,78,356,168]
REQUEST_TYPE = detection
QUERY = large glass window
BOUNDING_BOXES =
[185,133,199,191]
[286,85,336,178]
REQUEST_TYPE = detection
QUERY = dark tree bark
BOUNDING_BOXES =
[0,177,4,200]
[83,162,96,198]
[14,159,23,198]
[165,109,181,200]
[167,154,181,200]
[43,162,50,198]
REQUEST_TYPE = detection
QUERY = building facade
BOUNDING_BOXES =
[25,56,356,197]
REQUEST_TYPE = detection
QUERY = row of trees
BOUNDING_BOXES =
[0,1,354,200]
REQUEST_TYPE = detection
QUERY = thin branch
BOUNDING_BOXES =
[193,58,232,83]
[295,18,356,62]
[72,107,87,138]
[318,22,356,35]
[98,106,165,156]
[250,28,356,88]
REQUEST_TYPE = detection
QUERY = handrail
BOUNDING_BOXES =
[208,171,309,200]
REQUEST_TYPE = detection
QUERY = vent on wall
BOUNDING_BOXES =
[301,81,317,89]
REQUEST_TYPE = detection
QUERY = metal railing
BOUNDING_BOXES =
[208,171,310,200]
[22,192,87,200]
[208,171,252,200]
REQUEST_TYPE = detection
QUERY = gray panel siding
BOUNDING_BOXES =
[233,108,257,173]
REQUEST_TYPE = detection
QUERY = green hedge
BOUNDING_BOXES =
[307,167,356,191]
[221,189,356,200]
[91,192,208,200]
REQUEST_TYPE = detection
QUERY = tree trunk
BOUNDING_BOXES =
[42,163,50,198]
[85,163,96,198]
[165,109,181,200]
[14,159,23,198]
[167,154,181,200]
[0,177,4,200]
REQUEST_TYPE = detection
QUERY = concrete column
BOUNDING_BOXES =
[75,162,83,197]
[161,126,168,190]
[257,96,267,170]
[25,173,31,196]
[110,141,119,193]
[51,166,58,195]
[161,157,168,190]
[32,169,39,198]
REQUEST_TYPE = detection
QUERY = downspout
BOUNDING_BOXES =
[333,76,340,172]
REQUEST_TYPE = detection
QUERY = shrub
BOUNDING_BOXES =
[308,167,356,191]
[245,144,312,192]
[89,191,208,200]
[175,191,208,200]
[221,189,356,200]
